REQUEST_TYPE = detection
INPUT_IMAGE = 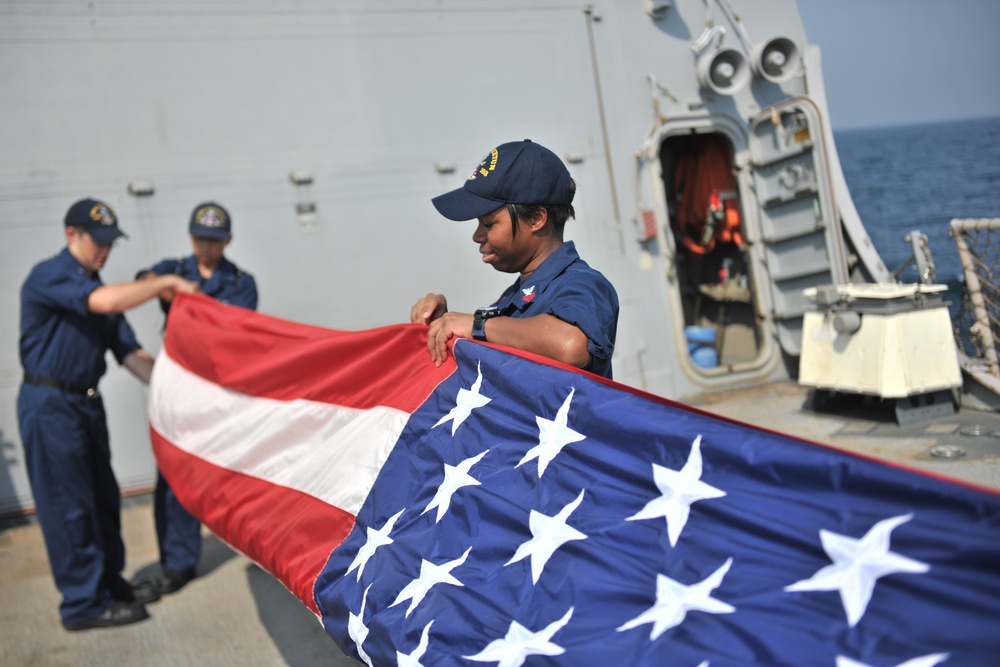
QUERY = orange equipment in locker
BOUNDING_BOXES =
[673,135,744,255]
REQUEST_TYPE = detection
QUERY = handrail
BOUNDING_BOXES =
[950,218,1000,376]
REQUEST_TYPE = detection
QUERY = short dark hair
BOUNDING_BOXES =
[506,179,576,237]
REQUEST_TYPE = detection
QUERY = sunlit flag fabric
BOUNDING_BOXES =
[150,294,1000,667]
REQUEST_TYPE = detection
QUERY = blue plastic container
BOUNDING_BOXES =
[684,326,718,368]
[684,326,716,345]
[691,345,718,368]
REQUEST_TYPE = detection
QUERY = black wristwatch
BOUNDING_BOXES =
[472,306,502,341]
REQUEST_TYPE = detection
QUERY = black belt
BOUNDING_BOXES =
[23,374,101,399]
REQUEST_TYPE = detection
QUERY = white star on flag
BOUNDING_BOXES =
[617,558,736,640]
[836,654,949,667]
[626,435,726,547]
[785,513,930,627]
[396,620,434,667]
[517,387,585,478]
[346,509,403,581]
[434,361,491,435]
[348,584,374,667]
[465,607,574,667]
[506,489,588,583]
[390,547,471,617]
[421,450,488,523]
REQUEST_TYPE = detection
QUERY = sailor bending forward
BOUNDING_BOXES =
[17,198,198,631]
[410,139,619,379]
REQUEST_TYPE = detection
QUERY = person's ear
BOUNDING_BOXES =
[525,208,549,232]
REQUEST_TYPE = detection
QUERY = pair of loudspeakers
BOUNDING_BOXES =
[696,37,799,95]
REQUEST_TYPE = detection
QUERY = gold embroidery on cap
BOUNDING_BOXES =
[195,206,228,228]
[470,147,501,180]
[89,204,116,226]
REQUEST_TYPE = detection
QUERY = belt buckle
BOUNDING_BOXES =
[86,387,100,399]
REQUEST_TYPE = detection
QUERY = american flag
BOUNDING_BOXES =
[150,294,1000,667]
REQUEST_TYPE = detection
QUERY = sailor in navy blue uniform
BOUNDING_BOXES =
[143,202,257,315]
[136,202,257,596]
[410,140,619,378]
[17,198,199,631]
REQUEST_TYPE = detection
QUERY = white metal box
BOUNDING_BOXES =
[799,284,961,398]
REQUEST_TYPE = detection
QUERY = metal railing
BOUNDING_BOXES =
[950,218,1000,376]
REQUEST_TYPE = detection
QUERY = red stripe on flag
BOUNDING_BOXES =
[163,294,454,411]
[152,428,354,615]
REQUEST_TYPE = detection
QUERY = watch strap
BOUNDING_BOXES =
[472,307,501,341]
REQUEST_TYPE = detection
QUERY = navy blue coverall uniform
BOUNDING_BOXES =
[486,240,619,379]
[146,255,257,576]
[17,248,144,627]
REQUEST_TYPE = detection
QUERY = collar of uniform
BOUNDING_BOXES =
[504,241,580,312]
[181,255,199,277]
[59,247,102,281]
[183,255,236,279]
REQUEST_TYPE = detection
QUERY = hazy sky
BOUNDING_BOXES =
[797,0,1000,129]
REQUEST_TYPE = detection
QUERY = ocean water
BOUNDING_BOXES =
[832,115,1000,286]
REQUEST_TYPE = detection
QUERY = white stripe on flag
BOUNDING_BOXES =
[149,349,410,516]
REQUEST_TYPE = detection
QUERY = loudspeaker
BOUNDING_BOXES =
[696,48,750,96]
[751,37,800,84]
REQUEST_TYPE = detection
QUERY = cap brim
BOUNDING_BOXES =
[190,227,231,240]
[88,227,127,245]
[431,186,505,221]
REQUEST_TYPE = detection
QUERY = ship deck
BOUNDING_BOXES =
[689,380,1000,491]
[0,494,356,666]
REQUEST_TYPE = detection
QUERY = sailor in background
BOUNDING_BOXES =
[136,202,258,596]
[17,198,199,631]
[410,139,619,379]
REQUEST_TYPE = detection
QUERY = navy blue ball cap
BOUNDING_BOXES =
[432,139,574,221]
[189,202,232,240]
[64,198,127,245]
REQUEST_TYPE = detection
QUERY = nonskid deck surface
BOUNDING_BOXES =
[0,496,354,667]
[689,380,1000,491]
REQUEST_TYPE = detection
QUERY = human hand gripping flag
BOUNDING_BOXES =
[149,294,1000,666]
